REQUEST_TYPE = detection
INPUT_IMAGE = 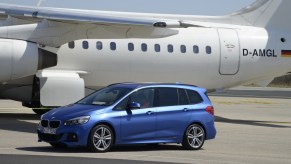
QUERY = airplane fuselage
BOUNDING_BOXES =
[52,26,291,90]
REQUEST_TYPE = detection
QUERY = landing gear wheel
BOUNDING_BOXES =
[182,124,205,150]
[88,124,114,152]
[32,109,51,115]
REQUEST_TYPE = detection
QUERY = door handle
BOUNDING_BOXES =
[147,111,154,115]
[183,108,189,112]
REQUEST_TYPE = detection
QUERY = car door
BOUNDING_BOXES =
[155,88,192,140]
[119,88,157,143]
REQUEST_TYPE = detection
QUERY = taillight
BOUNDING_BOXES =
[206,106,214,115]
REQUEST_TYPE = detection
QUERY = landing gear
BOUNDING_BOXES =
[23,101,52,115]
[32,109,51,115]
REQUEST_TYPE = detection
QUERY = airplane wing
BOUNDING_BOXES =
[0,3,181,47]
[0,3,181,27]
[0,1,275,47]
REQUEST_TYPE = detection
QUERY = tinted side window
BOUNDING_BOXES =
[157,88,178,107]
[187,90,203,104]
[178,89,189,105]
[130,89,154,109]
[114,97,129,110]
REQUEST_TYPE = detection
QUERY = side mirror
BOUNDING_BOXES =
[128,102,141,110]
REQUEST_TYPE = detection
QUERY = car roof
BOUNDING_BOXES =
[108,82,205,91]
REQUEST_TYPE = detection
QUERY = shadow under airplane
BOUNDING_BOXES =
[215,116,291,128]
[209,89,291,99]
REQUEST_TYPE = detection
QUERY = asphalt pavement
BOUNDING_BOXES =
[0,87,291,164]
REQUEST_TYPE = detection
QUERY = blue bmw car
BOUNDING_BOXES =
[38,83,216,152]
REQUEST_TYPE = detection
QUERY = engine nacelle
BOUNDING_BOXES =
[0,39,57,82]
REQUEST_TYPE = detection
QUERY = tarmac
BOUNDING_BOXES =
[0,87,290,164]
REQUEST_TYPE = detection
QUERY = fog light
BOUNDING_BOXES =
[67,133,78,142]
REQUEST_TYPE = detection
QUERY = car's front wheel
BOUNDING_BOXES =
[88,124,114,152]
[182,124,205,150]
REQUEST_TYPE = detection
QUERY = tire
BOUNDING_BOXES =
[182,124,205,150]
[88,124,114,152]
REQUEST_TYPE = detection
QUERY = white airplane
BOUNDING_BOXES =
[0,0,290,114]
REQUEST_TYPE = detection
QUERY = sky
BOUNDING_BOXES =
[0,0,255,15]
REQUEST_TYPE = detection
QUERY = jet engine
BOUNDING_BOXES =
[0,39,57,82]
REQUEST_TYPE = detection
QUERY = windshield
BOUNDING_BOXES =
[77,86,133,106]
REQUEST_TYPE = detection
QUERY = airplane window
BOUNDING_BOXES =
[155,44,160,52]
[128,43,134,51]
[68,41,75,49]
[181,45,186,53]
[96,41,103,50]
[141,43,147,52]
[206,46,212,54]
[193,45,199,54]
[168,44,173,53]
[110,42,116,51]
[83,41,89,49]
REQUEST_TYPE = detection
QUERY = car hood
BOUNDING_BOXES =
[42,104,108,120]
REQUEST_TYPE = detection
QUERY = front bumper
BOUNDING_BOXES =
[38,124,90,147]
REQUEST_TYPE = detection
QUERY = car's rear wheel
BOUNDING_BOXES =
[182,124,205,150]
[88,124,114,152]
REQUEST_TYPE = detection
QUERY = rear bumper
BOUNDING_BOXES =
[205,121,216,140]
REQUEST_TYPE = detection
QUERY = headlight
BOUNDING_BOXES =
[64,116,90,126]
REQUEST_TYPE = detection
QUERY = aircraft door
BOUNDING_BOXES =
[218,29,240,75]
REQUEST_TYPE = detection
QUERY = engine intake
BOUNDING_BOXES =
[0,39,57,82]
[38,48,58,70]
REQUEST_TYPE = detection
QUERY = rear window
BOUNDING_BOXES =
[178,89,190,105]
[187,90,203,104]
